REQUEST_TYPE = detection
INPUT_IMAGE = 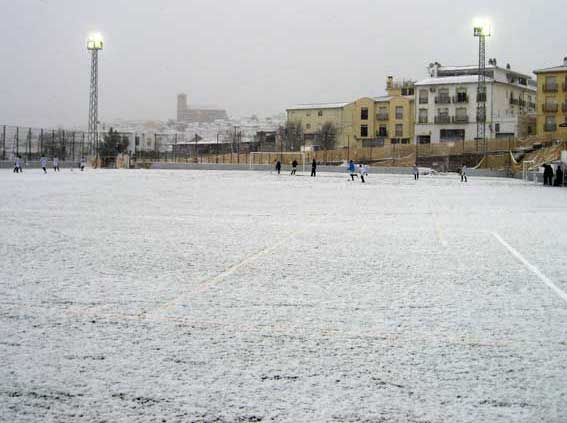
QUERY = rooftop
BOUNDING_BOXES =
[533,65,567,74]
[415,75,494,86]
[287,102,350,111]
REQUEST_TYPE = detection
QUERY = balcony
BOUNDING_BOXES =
[543,84,558,93]
[510,97,520,106]
[418,117,428,124]
[434,115,451,124]
[376,113,389,121]
[452,115,469,124]
[453,95,469,104]
[435,96,451,105]
[376,130,388,137]
[543,103,559,113]
[418,97,429,104]
[545,123,557,132]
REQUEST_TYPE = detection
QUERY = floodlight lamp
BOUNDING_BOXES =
[87,33,104,50]
[473,18,492,37]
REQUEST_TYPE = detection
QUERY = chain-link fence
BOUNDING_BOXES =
[0,125,95,162]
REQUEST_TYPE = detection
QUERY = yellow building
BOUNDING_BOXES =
[534,58,567,136]
[286,77,415,150]
[286,102,352,148]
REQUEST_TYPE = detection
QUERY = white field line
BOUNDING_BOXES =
[153,218,323,314]
[490,231,567,304]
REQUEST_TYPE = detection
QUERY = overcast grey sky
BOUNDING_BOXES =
[1,0,565,128]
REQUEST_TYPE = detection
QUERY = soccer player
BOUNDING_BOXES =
[14,156,22,173]
[348,160,357,181]
[413,163,419,181]
[40,156,48,174]
[275,159,281,175]
[311,158,317,177]
[80,157,86,171]
[460,164,467,183]
[53,157,60,172]
[291,159,298,175]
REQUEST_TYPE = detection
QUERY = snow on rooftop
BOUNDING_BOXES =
[415,75,493,86]
[287,102,350,111]
[534,65,567,74]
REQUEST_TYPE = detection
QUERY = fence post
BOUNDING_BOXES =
[1,125,5,160]
[72,132,76,162]
[15,127,19,157]
[40,129,44,156]
[51,130,55,158]
[27,128,32,161]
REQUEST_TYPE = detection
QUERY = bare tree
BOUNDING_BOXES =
[317,121,337,163]
[278,120,304,152]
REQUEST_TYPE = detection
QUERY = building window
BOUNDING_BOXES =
[418,109,428,124]
[440,129,465,142]
[417,135,431,144]
[436,108,450,124]
[545,115,556,132]
[455,107,468,123]
[306,112,311,117]
[395,106,403,120]
[455,88,468,103]
[377,125,388,137]
[419,90,428,104]
[401,88,415,96]
[437,88,450,104]
[544,97,558,113]
[395,124,403,137]
[306,123,311,130]
[360,125,368,137]
[544,76,558,92]
[377,106,388,121]
[361,107,369,120]
[318,110,323,117]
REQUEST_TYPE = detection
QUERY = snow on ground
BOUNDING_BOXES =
[1,168,567,422]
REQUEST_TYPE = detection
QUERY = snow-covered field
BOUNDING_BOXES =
[1,168,567,422]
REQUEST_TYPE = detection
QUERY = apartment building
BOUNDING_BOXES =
[286,77,414,149]
[286,102,352,148]
[414,61,536,144]
[534,57,567,136]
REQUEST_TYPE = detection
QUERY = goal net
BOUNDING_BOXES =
[249,152,306,172]
[522,160,538,183]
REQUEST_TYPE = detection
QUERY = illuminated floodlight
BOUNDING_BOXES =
[473,18,492,37]
[87,33,104,50]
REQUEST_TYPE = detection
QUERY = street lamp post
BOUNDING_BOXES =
[473,19,491,158]
[87,33,104,166]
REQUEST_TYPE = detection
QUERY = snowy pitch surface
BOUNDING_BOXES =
[1,169,567,423]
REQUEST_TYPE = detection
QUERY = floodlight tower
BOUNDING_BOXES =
[473,20,491,153]
[87,33,104,160]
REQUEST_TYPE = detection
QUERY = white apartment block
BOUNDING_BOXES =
[414,61,537,144]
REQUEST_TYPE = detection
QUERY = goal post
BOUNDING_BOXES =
[249,152,306,173]
[522,160,537,183]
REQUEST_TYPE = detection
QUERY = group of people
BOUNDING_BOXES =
[347,160,369,183]
[274,158,318,177]
[13,156,87,173]
[543,163,564,187]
